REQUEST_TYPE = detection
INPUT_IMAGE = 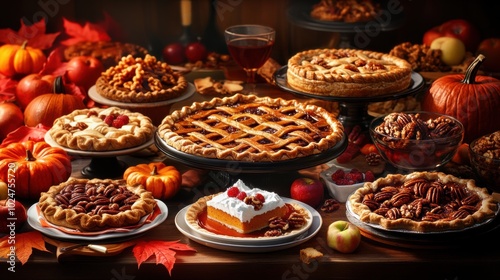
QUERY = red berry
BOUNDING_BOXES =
[364,170,375,182]
[236,191,247,201]
[112,118,126,128]
[335,178,353,185]
[103,115,114,126]
[345,170,364,183]
[227,186,240,197]
[331,169,345,182]
[255,193,265,203]
[115,115,129,125]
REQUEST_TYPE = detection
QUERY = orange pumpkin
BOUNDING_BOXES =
[0,140,72,200]
[23,76,85,127]
[422,54,500,143]
[123,162,181,200]
[0,41,46,77]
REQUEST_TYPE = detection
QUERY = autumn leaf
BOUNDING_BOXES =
[0,18,60,50]
[0,231,50,265]
[60,17,111,46]
[132,240,196,276]
[1,124,50,147]
[0,78,18,102]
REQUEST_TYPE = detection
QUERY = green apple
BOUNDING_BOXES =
[430,37,466,66]
[327,220,361,253]
[0,180,7,200]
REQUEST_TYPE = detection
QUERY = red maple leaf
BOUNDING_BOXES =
[132,240,196,276]
[0,18,60,49]
[1,123,50,147]
[60,17,111,46]
[0,78,18,102]
[0,231,51,265]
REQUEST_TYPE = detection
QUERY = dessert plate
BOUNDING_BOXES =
[183,198,315,245]
[175,204,322,252]
[27,200,168,241]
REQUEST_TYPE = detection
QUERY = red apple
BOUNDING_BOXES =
[16,74,54,110]
[162,42,186,65]
[0,199,28,234]
[290,177,324,207]
[476,38,500,72]
[185,41,208,63]
[326,220,361,253]
[423,19,480,52]
[66,56,104,91]
[0,102,24,140]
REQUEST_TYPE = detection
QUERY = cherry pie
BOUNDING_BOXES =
[348,171,498,232]
[287,48,412,97]
[157,94,344,161]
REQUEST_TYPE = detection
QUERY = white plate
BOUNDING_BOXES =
[88,83,195,108]
[27,200,168,241]
[175,205,322,252]
[183,198,315,245]
[44,133,154,157]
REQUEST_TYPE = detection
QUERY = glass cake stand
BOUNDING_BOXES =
[44,133,154,179]
[273,66,425,131]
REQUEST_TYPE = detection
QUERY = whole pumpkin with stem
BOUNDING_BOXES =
[23,76,86,127]
[422,54,500,143]
[0,140,72,200]
[123,162,181,200]
[0,41,46,77]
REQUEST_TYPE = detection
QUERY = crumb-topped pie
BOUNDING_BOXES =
[287,48,412,97]
[38,178,156,232]
[348,172,498,232]
[157,94,344,161]
[310,0,380,23]
[95,54,188,103]
[48,106,154,151]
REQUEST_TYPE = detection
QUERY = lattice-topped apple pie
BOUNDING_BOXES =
[157,94,344,162]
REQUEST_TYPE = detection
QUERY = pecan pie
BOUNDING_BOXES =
[157,94,344,161]
[348,172,498,232]
[287,48,412,97]
[310,0,380,22]
[95,54,188,103]
[38,178,156,232]
[48,106,154,151]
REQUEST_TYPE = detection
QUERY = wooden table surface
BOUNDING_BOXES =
[4,78,500,280]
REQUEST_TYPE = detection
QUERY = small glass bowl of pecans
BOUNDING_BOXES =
[369,111,464,171]
[469,131,500,192]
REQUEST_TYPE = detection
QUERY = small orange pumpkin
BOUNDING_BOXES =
[0,41,46,77]
[23,76,86,127]
[123,162,181,200]
[0,140,72,200]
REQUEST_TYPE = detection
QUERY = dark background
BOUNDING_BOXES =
[1,0,498,64]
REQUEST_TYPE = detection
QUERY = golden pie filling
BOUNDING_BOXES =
[349,172,498,232]
[157,94,344,161]
[287,48,412,97]
[95,54,188,103]
[49,106,154,151]
[38,178,157,232]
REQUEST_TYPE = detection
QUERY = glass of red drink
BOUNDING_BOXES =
[224,24,275,91]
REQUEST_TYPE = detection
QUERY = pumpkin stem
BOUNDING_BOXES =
[462,54,485,84]
[150,165,159,176]
[20,40,28,49]
[53,76,66,94]
[25,149,36,161]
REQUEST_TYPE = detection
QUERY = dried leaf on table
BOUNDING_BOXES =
[0,231,50,265]
[132,240,196,276]
[1,123,50,147]
[0,19,60,49]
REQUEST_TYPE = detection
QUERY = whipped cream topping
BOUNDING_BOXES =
[207,180,285,223]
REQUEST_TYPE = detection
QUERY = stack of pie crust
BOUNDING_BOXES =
[286,48,412,97]
[48,106,154,152]
[157,93,344,162]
